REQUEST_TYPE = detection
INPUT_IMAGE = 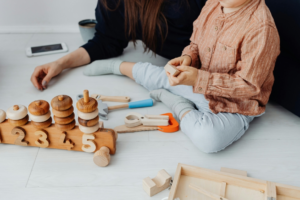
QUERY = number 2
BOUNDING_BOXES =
[82,134,96,153]
[11,127,28,146]
[35,130,49,148]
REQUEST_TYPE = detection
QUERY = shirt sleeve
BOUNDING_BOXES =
[193,24,280,98]
[182,23,201,68]
[81,0,129,63]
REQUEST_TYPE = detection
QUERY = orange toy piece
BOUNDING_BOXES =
[158,113,179,133]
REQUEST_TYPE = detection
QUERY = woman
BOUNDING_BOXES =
[30,0,206,90]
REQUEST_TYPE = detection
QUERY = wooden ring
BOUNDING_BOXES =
[78,115,99,127]
[52,106,74,118]
[28,100,50,115]
[76,97,98,113]
[31,117,52,129]
[79,122,99,134]
[6,105,28,120]
[54,113,75,125]
[51,95,73,111]
[8,115,29,126]
[29,111,51,122]
[55,119,76,131]
[77,109,98,120]
[0,109,6,123]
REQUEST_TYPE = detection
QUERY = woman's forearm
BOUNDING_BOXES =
[56,47,91,70]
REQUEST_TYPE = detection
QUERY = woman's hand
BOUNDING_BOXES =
[168,55,192,66]
[166,65,198,86]
[30,61,63,90]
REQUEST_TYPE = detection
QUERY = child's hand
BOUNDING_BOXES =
[168,55,192,66]
[166,65,198,86]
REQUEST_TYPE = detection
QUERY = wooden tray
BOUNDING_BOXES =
[169,163,300,200]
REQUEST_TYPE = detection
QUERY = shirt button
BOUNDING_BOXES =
[207,47,211,52]
[197,87,203,92]
[215,26,218,31]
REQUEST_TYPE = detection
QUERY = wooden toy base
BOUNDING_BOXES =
[0,120,116,167]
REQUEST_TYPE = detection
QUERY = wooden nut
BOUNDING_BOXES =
[8,115,29,126]
[77,109,99,120]
[76,98,98,113]
[0,109,6,123]
[51,95,73,111]
[52,106,74,118]
[6,105,28,120]
[78,115,99,127]
[55,119,76,131]
[29,111,51,122]
[79,122,99,134]
[93,146,110,167]
[31,117,52,129]
[28,100,50,115]
[54,113,75,125]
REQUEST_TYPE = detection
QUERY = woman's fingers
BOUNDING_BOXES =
[31,67,45,90]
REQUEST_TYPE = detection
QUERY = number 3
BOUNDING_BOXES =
[35,130,49,148]
[82,134,96,153]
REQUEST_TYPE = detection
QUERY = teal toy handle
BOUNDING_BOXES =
[128,99,154,109]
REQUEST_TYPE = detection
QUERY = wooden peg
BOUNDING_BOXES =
[266,181,277,200]
[58,95,64,101]
[34,130,49,148]
[93,146,111,167]
[13,105,19,111]
[59,132,74,150]
[143,169,172,197]
[11,127,28,146]
[84,90,89,103]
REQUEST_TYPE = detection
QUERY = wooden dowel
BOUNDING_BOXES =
[58,95,64,101]
[13,105,19,111]
[83,90,89,103]
[108,104,129,110]
[35,100,41,106]
[93,146,110,167]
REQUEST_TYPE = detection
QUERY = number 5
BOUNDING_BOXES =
[82,134,96,153]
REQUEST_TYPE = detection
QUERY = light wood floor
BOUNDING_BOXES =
[0,33,300,200]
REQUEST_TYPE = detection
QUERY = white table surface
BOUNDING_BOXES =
[0,33,300,200]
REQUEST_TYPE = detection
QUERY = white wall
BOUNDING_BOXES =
[0,0,98,33]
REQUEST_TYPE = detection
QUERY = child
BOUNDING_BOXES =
[84,0,280,153]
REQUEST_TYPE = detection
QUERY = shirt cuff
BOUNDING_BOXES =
[193,70,210,94]
[182,52,199,68]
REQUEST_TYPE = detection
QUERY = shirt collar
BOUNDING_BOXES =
[217,0,261,21]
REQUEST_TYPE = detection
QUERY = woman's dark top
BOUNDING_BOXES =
[82,0,206,63]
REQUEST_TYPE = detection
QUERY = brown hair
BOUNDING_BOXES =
[101,0,168,55]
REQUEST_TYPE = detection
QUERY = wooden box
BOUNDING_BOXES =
[169,163,300,200]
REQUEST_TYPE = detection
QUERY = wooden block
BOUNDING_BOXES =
[54,113,75,125]
[266,181,277,200]
[51,95,73,111]
[93,146,110,167]
[189,184,229,200]
[221,167,248,177]
[8,115,29,126]
[143,169,172,197]
[78,115,99,127]
[0,119,116,154]
[164,64,181,77]
[76,90,98,113]
[31,117,52,129]
[52,106,74,118]
[28,100,49,115]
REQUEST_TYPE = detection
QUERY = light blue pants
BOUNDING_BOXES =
[133,62,261,153]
